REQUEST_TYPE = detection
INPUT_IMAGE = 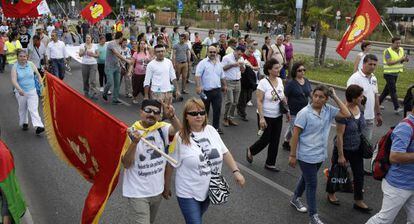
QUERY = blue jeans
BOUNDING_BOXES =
[294,160,322,216]
[177,197,210,224]
[51,58,65,80]
[202,88,222,129]
[104,67,120,102]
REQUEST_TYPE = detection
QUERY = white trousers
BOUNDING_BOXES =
[15,89,44,128]
[366,179,414,224]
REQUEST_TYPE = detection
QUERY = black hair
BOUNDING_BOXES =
[263,58,279,76]
[290,61,305,79]
[154,44,165,50]
[360,41,371,51]
[173,26,179,32]
[114,31,123,39]
[363,54,378,63]
[161,27,166,32]
[312,85,330,98]
[392,36,401,43]
[345,84,364,102]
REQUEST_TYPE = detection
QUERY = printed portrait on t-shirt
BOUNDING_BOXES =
[195,137,221,174]
[138,136,162,162]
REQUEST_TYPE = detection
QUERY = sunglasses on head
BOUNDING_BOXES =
[187,111,206,116]
[143,107,161,115]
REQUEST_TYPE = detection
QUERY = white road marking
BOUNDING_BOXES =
[237,162,294,197]
[118,99,131,106]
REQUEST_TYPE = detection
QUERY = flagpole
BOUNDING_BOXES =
[381,18,394,38]
[140,138,178,166]
[53,0,69,18]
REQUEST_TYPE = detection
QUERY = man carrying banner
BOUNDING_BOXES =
[379,37,409,114]
[122,99,181,224]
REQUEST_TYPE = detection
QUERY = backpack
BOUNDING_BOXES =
[372,119,414,181]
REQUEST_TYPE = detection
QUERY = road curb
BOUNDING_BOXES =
[308,79,404,103]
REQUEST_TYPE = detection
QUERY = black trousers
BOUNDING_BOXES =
[237,87,253,117]
[202,88,222,130]
[379,74,400,110]
[98,63,106,87]
[327,147,364,200]
[249,116,283,166]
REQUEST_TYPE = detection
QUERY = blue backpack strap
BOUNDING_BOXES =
[157,127,169,154]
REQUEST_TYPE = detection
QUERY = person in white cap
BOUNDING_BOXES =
[227,23,241,39]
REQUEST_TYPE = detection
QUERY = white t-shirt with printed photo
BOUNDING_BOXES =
[122,125,171,198]
[169,125,229,201]
[79,44,98,65]
[257,77,284,118]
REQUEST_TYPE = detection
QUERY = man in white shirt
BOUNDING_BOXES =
[28,35,47,76]
[46,30,67,80]
[0,21,9,33]
[123,99,181,224]
[347,54,383,174]
[144,44,180,105]
[221,46,245,127]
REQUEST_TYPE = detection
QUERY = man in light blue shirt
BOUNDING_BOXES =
[195,46,227,134]
[367,105,414,224]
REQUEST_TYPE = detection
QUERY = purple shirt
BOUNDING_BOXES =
[284,42,293,61]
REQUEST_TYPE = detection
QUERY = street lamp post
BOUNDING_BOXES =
[295,0,302,39]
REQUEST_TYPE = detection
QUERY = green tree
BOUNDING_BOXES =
[221,0,249,22]
[307,6,333,66]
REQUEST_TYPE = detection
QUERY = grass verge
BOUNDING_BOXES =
[295,54,413,98]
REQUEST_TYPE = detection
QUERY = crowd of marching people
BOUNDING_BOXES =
[1,14,414,224]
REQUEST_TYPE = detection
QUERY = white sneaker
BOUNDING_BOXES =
[247,101,253,107]
[99,87,104,92]
[290,197,307,213]
[108,91,112,95]
[380,105,385,110]
[309,214,324,224]
[394,108,403,115]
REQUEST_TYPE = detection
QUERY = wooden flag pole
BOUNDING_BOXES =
[381,18,394,38]
[140,138,178,166]
[53,0,69,18]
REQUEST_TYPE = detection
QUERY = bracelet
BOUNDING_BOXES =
[232,169,240,174]
[289,155,296,158]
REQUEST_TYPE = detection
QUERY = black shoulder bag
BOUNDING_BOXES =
[266,78,289,114]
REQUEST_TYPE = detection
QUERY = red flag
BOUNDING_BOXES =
[115,20,124,32]
[81,0,112,25]
[336,0,381,59]
[1,0,41,18]
[42,72,130,224]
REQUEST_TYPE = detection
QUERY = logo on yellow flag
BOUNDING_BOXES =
[90,3,104,19]
[346,13,371,45]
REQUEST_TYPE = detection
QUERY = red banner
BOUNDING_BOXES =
[42,72,130,224]
[336,0,381,59]
[0,141,14,182]
[1,0,41,18]
[81,0,112,25]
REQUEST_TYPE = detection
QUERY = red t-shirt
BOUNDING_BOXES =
[242,53,258,67]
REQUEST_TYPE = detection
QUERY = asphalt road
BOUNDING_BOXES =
[0,57,410,224]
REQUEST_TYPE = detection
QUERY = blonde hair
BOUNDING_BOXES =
[180,98,208,145]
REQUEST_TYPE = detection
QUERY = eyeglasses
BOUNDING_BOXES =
[155,50,164,53]
[143,107,161,115]
[297,69,306,72]
[187,110,206,116]
[209,32,214,35]
[209,51,217,54]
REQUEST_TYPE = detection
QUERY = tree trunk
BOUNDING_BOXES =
[319,34,328,66]
[314,23,321,67]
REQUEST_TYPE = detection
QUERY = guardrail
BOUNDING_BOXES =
[370,40,414,55]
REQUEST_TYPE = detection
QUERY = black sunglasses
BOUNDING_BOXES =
[187,111,206,116]
[143,107,161,115]
[297,69,306,72]
[209,51,217,53]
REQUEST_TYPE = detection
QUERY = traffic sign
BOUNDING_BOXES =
[177,0,183,13]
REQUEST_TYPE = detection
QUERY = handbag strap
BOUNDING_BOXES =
[266,77,283,102]
[275,45,286,64]
[295,79,308,101]
[190,133,214,170]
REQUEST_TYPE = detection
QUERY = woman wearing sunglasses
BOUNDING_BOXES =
[282,62,312,151]
[164,98,245,224]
